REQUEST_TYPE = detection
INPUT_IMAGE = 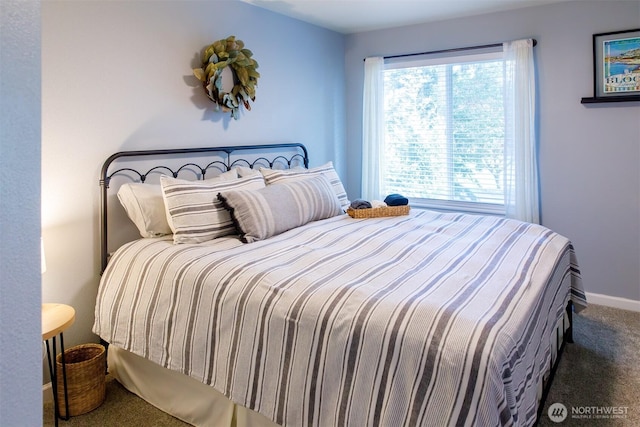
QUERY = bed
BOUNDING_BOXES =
[93,143,587,427]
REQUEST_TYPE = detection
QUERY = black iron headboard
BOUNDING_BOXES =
[99,143,309,273]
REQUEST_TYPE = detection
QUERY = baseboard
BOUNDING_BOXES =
[586,292,640,312]
[43,382,53,403]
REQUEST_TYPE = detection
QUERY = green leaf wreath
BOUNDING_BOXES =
[193,36,260,120]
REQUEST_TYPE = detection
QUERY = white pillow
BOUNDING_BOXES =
[235,165,306,178]
[161,174,265,244]
[260,161,350,211]
[117,183,172,238]
[233,166,263,178]
[117,169,238,238]
[218,175,342,243]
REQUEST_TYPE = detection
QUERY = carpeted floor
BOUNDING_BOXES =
[538,304,640,426]
[43,374,190,427]
[44,304,639,426]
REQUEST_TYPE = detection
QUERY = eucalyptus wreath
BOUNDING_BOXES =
[193,36,260,120]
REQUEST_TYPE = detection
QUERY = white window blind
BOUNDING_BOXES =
[382,50,506,214]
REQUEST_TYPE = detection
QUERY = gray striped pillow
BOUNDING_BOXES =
[218,175,342,243]
[160,174,265,244]
[260,161,350,211]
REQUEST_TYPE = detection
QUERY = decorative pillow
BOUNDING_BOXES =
[234,165,303,178]
[233,165,263,178]
[117,183,173,238]
[218,175,342,243]
[117,169,238,238]
[164,168,238,187]
[260,161,350,211]
[160,174,265,244]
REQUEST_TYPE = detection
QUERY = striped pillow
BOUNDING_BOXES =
[118,169,239,238]
[160,174,265,244]
[260,161,350,211]
[218,175,342,243]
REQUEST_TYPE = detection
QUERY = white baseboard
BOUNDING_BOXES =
[586,292,640,312]
[43,382,53,403]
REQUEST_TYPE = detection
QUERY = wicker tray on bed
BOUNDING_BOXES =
[346,205,410,219]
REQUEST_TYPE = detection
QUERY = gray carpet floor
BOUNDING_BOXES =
[538,304,640,426]
[44,304,639,426]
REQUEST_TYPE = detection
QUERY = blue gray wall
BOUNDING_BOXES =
[41,0,346,352]
[0,1,42,425]
[345,1,640,303]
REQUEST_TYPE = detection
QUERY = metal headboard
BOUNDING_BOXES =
[99,143,309,273]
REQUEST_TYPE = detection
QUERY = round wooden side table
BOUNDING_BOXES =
[42,303,75,427]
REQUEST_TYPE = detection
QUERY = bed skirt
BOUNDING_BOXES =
[107,345,280,427]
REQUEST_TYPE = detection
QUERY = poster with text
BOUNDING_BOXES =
[603,36,640,94]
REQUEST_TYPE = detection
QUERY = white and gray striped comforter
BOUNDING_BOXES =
[94,210,586,427]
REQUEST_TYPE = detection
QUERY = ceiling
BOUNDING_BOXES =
[240,0,570,34]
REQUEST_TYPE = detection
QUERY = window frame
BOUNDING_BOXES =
[382,49,507,216]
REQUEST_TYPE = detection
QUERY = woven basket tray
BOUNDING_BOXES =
[347,205,410,218]
[56,343,106,417]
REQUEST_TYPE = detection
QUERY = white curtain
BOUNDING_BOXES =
[362,57,384,201]
[503,39,540,224]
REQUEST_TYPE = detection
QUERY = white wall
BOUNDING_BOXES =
[0,1,42,424]
[345,1,640,303]
[42,1,345,356]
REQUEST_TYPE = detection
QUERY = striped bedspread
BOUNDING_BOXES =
[93,210,586,427]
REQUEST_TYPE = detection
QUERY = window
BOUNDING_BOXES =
[382,50,506,214]
[364,40,538,222]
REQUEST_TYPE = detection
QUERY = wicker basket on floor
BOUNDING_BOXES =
[347,205,410,218]
[56,343,106,417]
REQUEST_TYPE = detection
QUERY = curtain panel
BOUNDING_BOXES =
[503,39,540,224]
[361,57,384,201]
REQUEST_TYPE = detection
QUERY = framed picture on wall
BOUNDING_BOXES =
[592,28,640,100]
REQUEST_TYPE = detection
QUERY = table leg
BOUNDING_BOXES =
[45,338,59,427]
[59,332,70,420]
